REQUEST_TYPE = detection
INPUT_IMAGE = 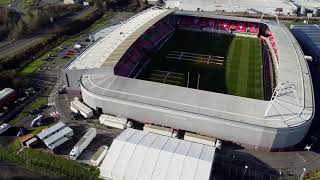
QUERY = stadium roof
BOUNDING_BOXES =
[265,21,313,125]
[291,24,320,59]
[81,12,314,128]
[67,7,174,70]
[99,128,215,180]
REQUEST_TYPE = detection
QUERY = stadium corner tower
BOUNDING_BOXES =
[63,7,314,151]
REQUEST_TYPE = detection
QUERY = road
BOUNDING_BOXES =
[0,6,96,58]
[0,0,22,14]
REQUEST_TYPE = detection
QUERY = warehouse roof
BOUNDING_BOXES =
[291,24,320,58]
[44,126,73,147]
[37,122,66,140]
[99,128,215,180]
[0,88,14,101]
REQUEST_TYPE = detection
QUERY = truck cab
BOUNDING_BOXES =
[69,147,79,160]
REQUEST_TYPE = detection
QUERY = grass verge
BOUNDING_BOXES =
[8,93,48,125]
[0,139,99,179]
[18,58,45,77]
[31,125,49,135]
[305,170,320,180]
[0,0,13,4]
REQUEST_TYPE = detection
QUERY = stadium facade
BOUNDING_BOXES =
[63,7,314,151]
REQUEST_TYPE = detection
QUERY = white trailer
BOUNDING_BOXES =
[69,128,96,160]
[99,114,127,129]
[90,146,109,167]
[0,123,10,135]
[184,132,216,146]
[70,99,93,119]
[143,124,173,137]
[25,137,38,148]
[31,114,43,127]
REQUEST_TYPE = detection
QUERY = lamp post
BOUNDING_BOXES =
[300,168,306,180]
[244,165,248,175]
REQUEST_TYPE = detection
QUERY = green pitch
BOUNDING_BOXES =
[138,30,264,100]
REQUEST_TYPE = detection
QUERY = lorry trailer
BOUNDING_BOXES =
[70,98,93,119]
[99,114,127,129]
[69,128,96,160]
[143,124,173,137]
[90,146,109,167]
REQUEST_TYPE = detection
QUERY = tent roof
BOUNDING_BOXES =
[99,128,216,180]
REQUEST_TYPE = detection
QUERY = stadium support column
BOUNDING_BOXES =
[197,73,200,89]
[264,81,300,124]
[187,72,190,88]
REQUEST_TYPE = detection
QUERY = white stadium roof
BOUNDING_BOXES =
[99,128,216,180]
[68,7,174,70]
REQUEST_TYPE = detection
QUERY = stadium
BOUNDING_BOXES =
[63,7,314,151]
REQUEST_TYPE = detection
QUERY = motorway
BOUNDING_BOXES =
[0,0,22,14]
[0,6,96,58]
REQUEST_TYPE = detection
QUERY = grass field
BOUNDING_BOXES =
[138,30,264,100]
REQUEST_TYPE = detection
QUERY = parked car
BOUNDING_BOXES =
[17,127,28,137]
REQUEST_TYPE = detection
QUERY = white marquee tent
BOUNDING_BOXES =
[99,128,216,180]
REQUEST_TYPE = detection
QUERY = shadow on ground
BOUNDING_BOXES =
[213,149,280,180]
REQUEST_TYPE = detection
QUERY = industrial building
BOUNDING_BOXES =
[165,0,296,15]
[99,128,216,180]
[62,7,314,151]
[163,0,320,16]
[0,88,16,109]
[37,122,74,149]
[291,24,320,63]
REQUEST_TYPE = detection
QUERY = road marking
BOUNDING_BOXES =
[296,153,307,162]
[50,111,59,117]
[48,102,55,106]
